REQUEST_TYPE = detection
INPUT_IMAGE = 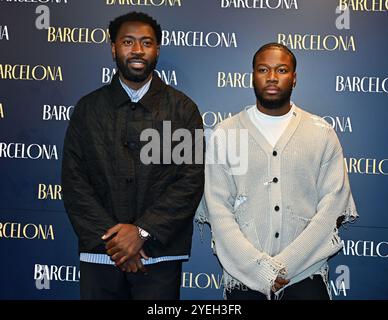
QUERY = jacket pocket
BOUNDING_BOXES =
[238,217,262,251]
[283,206,312,242]
[233,196,263,251]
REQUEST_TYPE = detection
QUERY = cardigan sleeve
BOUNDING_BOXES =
[274,128,358,280]
[204,127,286,297]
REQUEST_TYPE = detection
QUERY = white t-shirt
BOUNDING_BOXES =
[247,104,295,147]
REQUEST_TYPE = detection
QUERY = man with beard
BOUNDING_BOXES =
[62,12,204,299]
[197,43,357,300]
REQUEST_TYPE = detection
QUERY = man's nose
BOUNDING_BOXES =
[267,70,278,82]
[131,41,144,54]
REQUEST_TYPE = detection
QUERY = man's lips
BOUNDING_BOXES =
[264,86,280,94]
[128,59,147,68]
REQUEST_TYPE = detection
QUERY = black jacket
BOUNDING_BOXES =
[62,72,204,257]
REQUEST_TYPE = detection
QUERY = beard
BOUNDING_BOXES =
[254,84,293,110]
[116,55,158,83]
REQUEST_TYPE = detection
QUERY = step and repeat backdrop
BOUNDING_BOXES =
[0,0,387,300]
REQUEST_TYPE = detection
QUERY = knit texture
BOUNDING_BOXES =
[196,105,358,298]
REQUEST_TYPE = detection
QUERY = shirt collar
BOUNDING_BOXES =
[108,72,167,112]
[254,102,295,121]
[119,76,152,103]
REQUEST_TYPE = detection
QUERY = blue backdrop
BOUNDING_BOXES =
[0,0,387,300]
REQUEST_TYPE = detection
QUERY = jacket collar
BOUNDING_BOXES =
[109,71,166,113]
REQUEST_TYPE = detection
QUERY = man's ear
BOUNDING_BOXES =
[293,72,297,88]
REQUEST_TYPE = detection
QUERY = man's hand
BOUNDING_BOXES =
[102,223,145,267]
[272,276,290,292]
[119,253,147,273]
[117,249,150,273]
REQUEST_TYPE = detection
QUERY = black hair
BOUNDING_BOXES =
[252,42,297,71]
[108,11,162,45]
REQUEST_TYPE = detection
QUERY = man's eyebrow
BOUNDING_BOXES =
[256,63,290,67]
[120,35,154,40]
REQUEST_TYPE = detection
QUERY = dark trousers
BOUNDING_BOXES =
[80,260,182,300]
[226,275,330,300]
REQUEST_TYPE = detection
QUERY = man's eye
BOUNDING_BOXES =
[278,69,287,73]
[258,68,267,73]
